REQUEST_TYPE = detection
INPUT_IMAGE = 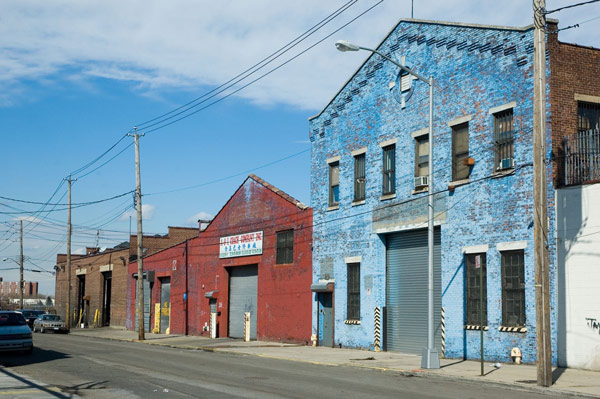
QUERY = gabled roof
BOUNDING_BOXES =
[248,174,308,210]
[202,174,309,233]
[309,18,554,122]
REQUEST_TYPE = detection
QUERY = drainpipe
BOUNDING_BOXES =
[185,240,189,336]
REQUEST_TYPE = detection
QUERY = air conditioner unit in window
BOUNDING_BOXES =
[414,175,428,188]
[499,158,515,170]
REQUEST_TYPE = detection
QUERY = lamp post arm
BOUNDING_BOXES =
[358,46,430,84]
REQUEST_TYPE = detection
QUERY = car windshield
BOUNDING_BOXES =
[21,310,44,318]
[0,313,27,326]
[42,315,61,321]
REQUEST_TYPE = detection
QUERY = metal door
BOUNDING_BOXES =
[385,228,442,354]
[318,293,333,347]
[228,265,258,339]
[160,277,171,334]
[134,279,152,333]
[102,272,112,326]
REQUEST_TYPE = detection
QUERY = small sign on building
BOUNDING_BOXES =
[219,231,263,259]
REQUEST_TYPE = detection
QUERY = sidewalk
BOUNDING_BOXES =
[0,366,79,399]
[71,327,600,398]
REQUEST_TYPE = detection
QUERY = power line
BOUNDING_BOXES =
[0,190,134,207]
[142,1,384,134]
[134,1,360,131]
[545,0,600,14]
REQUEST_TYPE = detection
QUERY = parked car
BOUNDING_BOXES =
[33,314,68,334]
[18,309,46,329]
[0,311,33,354]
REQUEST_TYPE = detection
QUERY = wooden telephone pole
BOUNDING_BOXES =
[533,0,552,387]
[66,176,73,331]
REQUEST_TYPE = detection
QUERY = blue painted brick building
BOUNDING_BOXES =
[309,19,557,364]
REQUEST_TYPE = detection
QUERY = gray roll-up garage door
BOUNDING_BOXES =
[228,265,258,339]
[385,228,441,354]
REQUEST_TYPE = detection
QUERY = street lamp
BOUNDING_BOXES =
[336,40,439,369]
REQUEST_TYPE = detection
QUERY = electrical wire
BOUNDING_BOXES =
[133,1,360,131]
[142,1,384,134]
[545,0,600,14]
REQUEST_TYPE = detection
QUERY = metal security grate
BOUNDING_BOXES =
[564,129,600,185]
[501,250,525,327]
[347,263,360,321]
[494,109,514,170]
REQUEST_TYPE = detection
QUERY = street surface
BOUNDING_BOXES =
[0,334,553,399]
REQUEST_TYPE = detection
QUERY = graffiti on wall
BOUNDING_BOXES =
[585,318,600,335]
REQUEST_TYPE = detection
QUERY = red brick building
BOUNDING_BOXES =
[55,227,198,328]
[128,175,313,344]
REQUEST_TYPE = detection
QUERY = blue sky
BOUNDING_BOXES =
[1,0,598,295]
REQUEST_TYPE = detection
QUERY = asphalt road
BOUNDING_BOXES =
[0,333,551,399]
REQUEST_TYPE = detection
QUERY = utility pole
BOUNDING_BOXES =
[130,127,145,341]
[19,220,24,309]
[66,176,73,331]
[533,0,552,387]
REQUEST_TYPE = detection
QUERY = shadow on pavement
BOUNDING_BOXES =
[553,367,566,383]
[0,367,70,399]
[0,347,71,367]
[55,380,109,396]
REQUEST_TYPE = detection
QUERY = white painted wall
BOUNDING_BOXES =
[556,184,600,370]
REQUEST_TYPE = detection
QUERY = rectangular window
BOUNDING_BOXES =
[382,145,395,195]
[452,123,470,181]
[347,262,360,320]
[501,250,526,327]
[414,136,429,188]
[354,153,366,201]
[465,253,487,326]
[329,161,339,207]
[276,229,294,264]
[494,109,514,170]
[578,101,600,133]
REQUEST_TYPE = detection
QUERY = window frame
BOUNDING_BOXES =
[465,253,487,326]
[382,145,396,195]
[414,135,429,178]
[346,262,361,321]
[452,122,470,181]
[353,153,366,202]
[578,101,600,133]
[275,229,294,265]
[501,250,526,327]
[494,109,515,171]
[328,161,340,207]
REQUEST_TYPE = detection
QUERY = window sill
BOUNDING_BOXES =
[449,178,470,189]
[464,325,489,331]
[499,326,527,333]
[327,205,339,212]
[274,263,294,267]
[380,193,396,201]
[412,187,428,195]
[344,320,361,325]
[352,200,365,206]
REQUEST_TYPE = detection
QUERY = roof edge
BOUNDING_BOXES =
[248,174,309,210]
[308,18,544,122]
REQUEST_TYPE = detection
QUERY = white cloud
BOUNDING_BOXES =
[187,211,213,227]
[120,204,156,221]
[2,1,597,109]
[73,247,86,255]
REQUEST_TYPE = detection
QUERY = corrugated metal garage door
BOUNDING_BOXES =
[385,228,441,354]
[228,265,258,339]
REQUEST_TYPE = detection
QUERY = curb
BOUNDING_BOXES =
[70,333,600,399]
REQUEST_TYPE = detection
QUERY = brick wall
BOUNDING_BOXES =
[309,20,557,363]
[548,20,600,186]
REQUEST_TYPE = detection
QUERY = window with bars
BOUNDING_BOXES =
[382,145,395,195]
[578,102,600,133]
[354,153,366,201]
[347,262,360,320]
[501,250,526,327]
[465,253,487,326]
[494,109,514,170]
[275,229,294,264]
[452,123,470,181]
[329,161,339,207]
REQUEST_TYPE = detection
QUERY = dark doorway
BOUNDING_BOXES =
[77,275,86,327]
[102,272,112,326]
